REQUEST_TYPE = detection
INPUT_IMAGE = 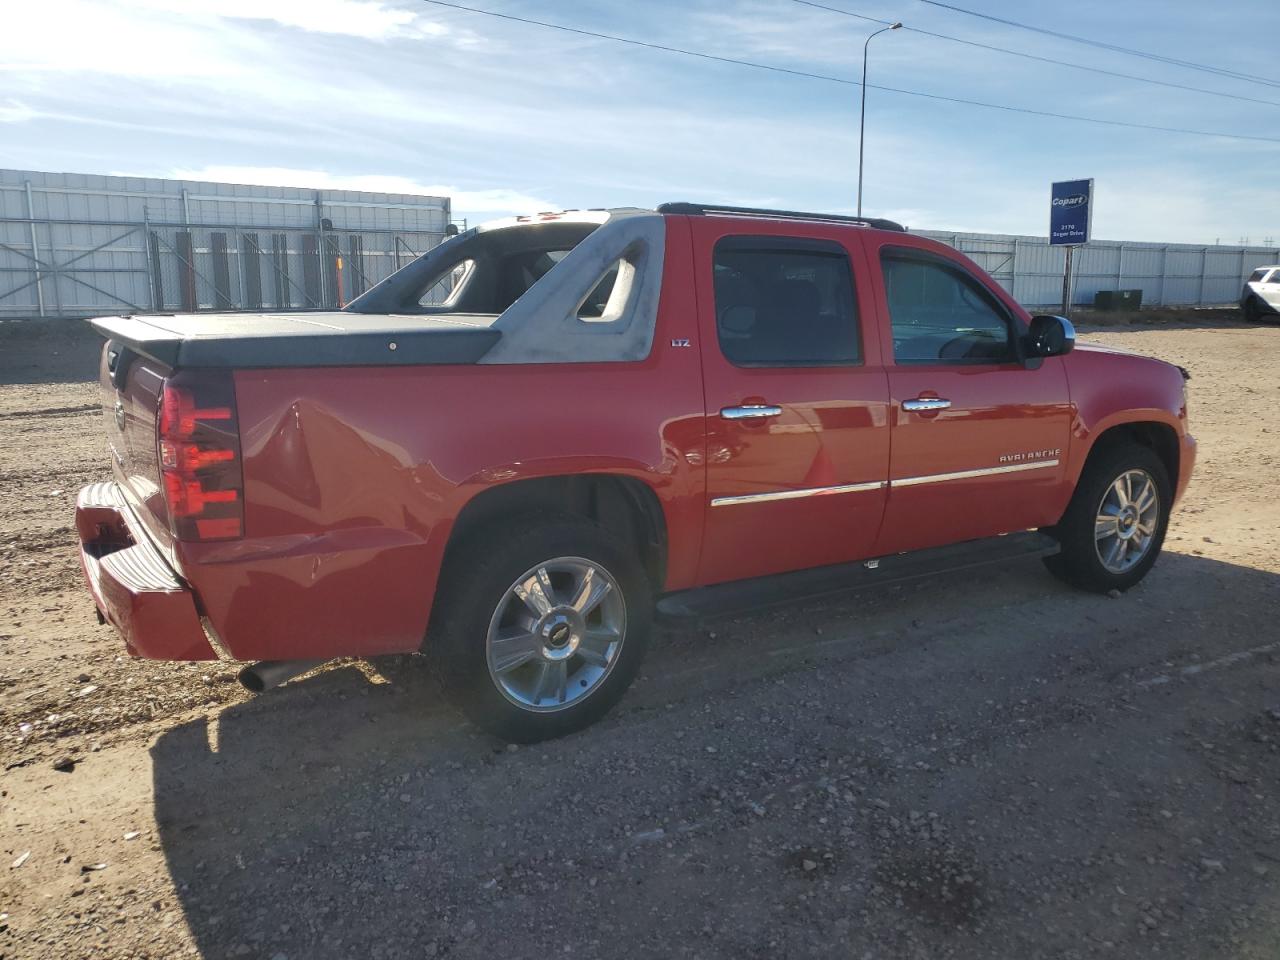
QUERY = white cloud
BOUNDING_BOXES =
[139,0,468,43]
[5,0,1274,245]
[0,0,474,79]
[0,100,37,123]
[0,1,252,79]
[156,165,559,216]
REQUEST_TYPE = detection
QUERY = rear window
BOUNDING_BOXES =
[363,218,607,316]
[1249,268,1274,284]
[712,237,860,366]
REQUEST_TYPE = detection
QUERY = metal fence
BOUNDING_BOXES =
[0,169,452,320]
[919,230,1280,308]
[4,212,1279,319]
[0,217,444,318]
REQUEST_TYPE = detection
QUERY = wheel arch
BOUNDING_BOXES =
[1072,419,1179,499]
[443,473,669,593]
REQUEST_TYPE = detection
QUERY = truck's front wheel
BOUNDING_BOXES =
[1044,445,1171,593]
[429,516,651,742]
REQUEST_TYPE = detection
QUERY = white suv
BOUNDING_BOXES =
[1241,265,1280,321]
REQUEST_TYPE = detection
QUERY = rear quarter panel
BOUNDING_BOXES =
[178,219,706,661]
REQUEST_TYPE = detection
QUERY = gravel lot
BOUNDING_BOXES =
[2,316,1278,959]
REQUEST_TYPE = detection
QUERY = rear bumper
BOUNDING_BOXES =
[76,482,217,660]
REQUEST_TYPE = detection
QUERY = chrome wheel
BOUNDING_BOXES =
[1094,468,1160,574]
[486,557,626,712]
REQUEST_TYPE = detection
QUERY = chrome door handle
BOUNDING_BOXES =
[720,404,783,420]
[902,397,952,412]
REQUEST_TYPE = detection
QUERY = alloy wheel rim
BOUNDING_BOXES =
[1094,468,1160,574]
[486,557,625,712]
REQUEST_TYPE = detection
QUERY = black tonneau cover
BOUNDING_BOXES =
[88,312,501,369]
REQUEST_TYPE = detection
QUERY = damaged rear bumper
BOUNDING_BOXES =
[76,481,216,660]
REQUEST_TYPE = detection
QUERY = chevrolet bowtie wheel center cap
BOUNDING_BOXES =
[539,612,581,660]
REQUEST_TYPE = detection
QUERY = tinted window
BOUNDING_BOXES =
[882,254,1014,364]
[1248,268,1271,284]
[713,239,859,366]
[417,250,587,311]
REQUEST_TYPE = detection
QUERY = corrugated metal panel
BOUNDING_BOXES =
[4,169,1276,316]
[0,168,452,318]
[917,228,1280,307]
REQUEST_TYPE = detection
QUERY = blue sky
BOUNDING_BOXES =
[2,0,1278,242]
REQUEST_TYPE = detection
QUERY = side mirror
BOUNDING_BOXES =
[1026,314,1075,358]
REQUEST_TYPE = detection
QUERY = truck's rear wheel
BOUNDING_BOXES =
[1044,445,1171,593]
[429,516,651,742]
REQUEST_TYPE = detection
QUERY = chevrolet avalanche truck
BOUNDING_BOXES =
[77,203,1196,742]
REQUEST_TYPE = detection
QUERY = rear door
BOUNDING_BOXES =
[691,218,891,585]
[865,238,1073,556]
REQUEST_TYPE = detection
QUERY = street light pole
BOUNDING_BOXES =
[857,22,902,221]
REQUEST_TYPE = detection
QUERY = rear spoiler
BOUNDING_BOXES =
[87,313,500,369]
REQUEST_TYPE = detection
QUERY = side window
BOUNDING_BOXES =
[577,260,622,321]
[713,238,860,366]
[418,259,475,307]
[881,253,1015,364]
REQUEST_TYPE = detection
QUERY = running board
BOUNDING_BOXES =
[655,531,1060,621]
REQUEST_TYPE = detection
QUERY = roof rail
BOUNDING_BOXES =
[656,202,906,233]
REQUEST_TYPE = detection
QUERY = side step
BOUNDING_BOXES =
[655,531,1060,621]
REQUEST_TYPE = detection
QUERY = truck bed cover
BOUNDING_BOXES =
[89,312,501,368]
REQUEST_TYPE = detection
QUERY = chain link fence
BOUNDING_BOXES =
[0,217,444,319]
[5,215,1279,320]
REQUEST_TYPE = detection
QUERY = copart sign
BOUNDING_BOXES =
[1050,178,1093,246]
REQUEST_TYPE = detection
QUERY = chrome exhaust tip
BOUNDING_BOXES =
[237,659,327,694]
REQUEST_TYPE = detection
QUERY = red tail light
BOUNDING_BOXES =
[157,372,244,541]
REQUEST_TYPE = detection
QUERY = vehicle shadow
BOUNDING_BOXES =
[151,549,1280,959]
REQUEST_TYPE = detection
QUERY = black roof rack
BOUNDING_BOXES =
[656,202,906,233]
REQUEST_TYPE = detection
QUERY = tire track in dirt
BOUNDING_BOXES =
[0,404,99,420]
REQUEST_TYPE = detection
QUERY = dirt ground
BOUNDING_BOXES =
[2,315,1278,959]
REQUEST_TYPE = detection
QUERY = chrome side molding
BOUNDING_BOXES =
[710,459,1060,506]
[892,459,1059,487]
[711,480,886,507]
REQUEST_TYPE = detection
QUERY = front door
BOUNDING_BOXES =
[692,221,892,585]
[867,240,1073,556]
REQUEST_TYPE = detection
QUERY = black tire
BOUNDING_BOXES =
[427,514,652,742]
[1043,444,1171,593]
[1244,298,1260,323]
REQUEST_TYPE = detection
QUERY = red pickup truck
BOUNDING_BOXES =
[77,203,1195,741]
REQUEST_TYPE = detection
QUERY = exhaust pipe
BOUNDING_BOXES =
[237,659,326,693]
